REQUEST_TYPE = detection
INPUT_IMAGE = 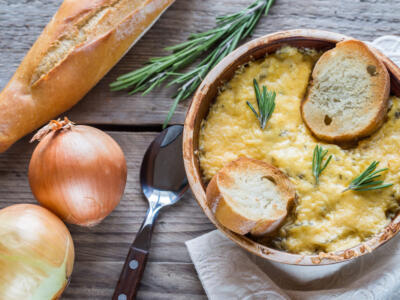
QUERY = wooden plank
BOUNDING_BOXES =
[1,1,399,299]
[0,131,213,299]
[63,262,207,300]
[1,0,399,126]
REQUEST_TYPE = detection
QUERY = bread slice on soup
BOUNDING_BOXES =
[206,157,296,236]
[301,39,390,143]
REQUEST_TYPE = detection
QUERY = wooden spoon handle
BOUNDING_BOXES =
[112,246,149,300]
[113,205,159,300]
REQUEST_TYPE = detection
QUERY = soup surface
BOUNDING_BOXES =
[198,46,400,254]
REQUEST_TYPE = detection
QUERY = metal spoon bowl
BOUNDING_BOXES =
[113,125,188,300]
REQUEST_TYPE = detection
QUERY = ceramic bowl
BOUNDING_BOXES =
[183,29,400,265]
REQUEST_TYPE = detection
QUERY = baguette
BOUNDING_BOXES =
[301,40,390,144]
[206,157,296,236]
[0,0,175,152]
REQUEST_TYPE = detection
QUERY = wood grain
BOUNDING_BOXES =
[0,132,213,299]
[1,0,399,126]
[0,0,399,299]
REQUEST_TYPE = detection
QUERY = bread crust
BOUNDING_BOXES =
[0,0,175,152]
[301,39,390,144]
[206,157,296,237]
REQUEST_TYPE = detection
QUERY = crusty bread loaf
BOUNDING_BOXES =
[0,0,175,152]
[301,39,390,143]
[206,157,296,236]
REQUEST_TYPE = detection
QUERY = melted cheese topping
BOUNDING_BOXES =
[198,46,400,254]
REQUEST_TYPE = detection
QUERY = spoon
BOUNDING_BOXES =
[113,125,188,300]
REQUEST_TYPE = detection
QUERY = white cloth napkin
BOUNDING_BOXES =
[185,36,400,300]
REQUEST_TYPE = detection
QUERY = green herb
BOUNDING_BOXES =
[312,145,332,185]
[343,161,393,192]
[246,79,276,129]
[110,0,275,128]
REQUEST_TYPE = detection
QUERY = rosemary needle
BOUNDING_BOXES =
[110,0,275,128]
[312,145,332,185]
[343,161,393,192]
[246,79,276,129]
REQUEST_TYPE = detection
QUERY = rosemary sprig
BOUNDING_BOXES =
[312,145,332,185]
[343,161,393,192]
[246,79,276,129]
[110,0,275,128]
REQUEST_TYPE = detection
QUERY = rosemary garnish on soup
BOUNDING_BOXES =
[312,145,332,185]
[247,79,276,129]
[343,161,392,192]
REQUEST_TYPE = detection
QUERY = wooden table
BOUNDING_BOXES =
[0,0,398,299]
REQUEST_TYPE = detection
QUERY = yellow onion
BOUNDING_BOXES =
[29,118,127,226]
[0,204,74,300]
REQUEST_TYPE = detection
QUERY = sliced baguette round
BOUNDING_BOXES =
[206,157,296,236]
[301,39,390,143]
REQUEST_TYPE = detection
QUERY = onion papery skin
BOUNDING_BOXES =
[29,125,127,226]
[0,204,74,300]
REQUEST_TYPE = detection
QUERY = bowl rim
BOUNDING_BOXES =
[183,29,400,265]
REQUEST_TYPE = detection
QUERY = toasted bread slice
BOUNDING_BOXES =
[301,39,390,143]
[206,157,296,236]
